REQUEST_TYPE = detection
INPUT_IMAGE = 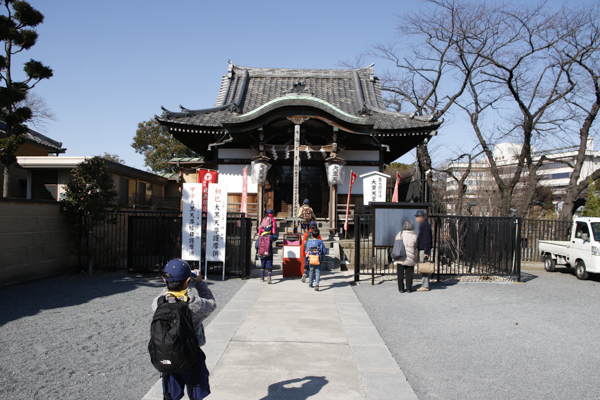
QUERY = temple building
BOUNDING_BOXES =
[156,61,441,230]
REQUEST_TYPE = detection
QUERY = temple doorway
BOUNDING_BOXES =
[271,165,328,218]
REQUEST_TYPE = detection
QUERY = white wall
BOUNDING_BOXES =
[218,164,258,193]
[337,166,379,194]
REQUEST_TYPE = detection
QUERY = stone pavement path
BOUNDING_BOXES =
[142,272,417,400]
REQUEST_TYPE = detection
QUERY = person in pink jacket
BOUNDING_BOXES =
[258,209,277,235]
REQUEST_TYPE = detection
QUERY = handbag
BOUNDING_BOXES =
[390,238,406,260]
[418,261,435,274]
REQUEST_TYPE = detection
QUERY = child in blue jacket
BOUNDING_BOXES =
[304,229,327,291]
[255,225,278,284]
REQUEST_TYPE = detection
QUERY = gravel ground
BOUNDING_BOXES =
[353,267,600,400]
[0,271,245,400]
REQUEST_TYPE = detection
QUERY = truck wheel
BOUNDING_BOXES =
[543,255,556,272]
[576,260,589,280]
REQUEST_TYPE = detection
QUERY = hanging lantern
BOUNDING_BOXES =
[325,157,346,186]
[250,157,271,186]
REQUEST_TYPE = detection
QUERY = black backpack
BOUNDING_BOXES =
[148,296,199,373]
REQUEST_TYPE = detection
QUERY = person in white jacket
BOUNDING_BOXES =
[395,220,419,293]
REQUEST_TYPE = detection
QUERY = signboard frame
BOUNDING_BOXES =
[181,183,203,261]
[371,202,432,253]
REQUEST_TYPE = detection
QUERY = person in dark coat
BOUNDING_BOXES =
[416,210,433,292]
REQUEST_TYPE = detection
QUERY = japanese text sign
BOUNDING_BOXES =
[181,183,203,261]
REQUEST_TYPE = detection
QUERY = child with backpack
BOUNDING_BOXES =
[258,208,277,235]
[298,199,315,231]
[304,228,327,291]
[255,224,278,284]
[301,221,322,283]
[149,259,216,400]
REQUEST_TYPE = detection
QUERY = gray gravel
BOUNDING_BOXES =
[353,267,600,400]
[0,271,245,400]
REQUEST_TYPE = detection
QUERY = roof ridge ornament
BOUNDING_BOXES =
[285,81,314,96]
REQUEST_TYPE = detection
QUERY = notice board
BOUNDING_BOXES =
[372,203,431,248]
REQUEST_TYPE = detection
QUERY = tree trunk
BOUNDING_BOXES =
[499,188,513,217]
[3,166,9,198]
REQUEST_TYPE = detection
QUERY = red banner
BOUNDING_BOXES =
[198,169,218,232]
[240,166,248,215]
[391,172,401,202]
[344,171,358,231]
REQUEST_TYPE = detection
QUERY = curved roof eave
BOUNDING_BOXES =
[221,95,372,126]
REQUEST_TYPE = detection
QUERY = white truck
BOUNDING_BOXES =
[539,217,600,280]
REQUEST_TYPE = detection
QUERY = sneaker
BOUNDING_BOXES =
[308,284,313,288]
[260,278,265,282]
[301,274,307,283]
[314,286,319,291]
[268,276,272,284]
[417,287,430,292]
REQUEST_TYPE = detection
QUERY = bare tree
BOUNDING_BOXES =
[454,2,578,217]
[342,0,484,189]
[435,151,483,215]
[557,7,600,220]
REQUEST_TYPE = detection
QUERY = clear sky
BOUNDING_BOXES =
[17,0,588,170]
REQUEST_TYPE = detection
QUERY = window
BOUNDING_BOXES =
[575,222,590,239]
[591,223,600,242]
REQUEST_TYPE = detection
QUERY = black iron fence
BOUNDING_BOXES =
[433,216,521,279]
[521,219,571,261]
[350,213,521,282]
[88,210,251,277]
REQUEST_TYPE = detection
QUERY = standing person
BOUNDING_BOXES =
[301,221,322,283]
[393,220,419,293]
[298,199,315,232]
[304,228,327,291]
[255,225,278,284]
[258,208,277,235]
[416,210,433,292]
[150,259,216,400]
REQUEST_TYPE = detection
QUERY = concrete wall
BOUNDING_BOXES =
[0,199,78,284]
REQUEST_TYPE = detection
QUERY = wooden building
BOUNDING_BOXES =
[157,62,441,229]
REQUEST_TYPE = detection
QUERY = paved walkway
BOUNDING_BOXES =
[142,271,417,400]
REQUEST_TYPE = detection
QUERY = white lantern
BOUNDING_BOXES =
[250,158,271,186]
[325,157,346,186]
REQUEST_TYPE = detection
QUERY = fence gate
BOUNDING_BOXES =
[204,213,253,278]
[127,213,183,272]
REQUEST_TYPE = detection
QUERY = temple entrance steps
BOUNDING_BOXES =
[249,219,343,273]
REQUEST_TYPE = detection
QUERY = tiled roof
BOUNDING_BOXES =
[157,61,440,132]
[0,120,65,153]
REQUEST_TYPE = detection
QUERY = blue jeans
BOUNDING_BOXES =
[309,264,322,286]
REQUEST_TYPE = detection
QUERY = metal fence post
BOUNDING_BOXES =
[354,214,360,282]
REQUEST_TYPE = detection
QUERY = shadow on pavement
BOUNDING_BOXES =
[259,376,328,400]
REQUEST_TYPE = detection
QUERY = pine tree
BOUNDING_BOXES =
[582,181,600,217]
[0,0,53,196]
[60,157,119,273]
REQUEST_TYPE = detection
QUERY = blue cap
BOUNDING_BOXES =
[267,209,274,214]
[263,225,272,232]
[415,210,427,217]
[309,221,318,227]
[303,199,310,204]
[163,259,191,281]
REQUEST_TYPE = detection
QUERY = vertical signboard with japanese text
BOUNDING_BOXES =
[181,183,203,261]
[205,183,228,278]
[360,172,390,205]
